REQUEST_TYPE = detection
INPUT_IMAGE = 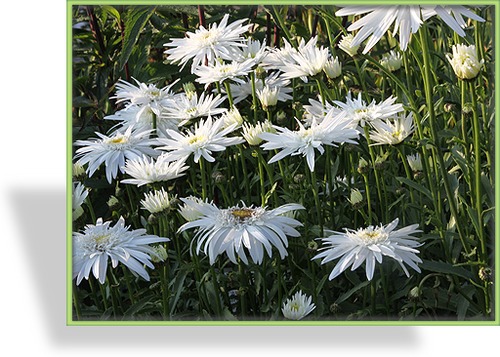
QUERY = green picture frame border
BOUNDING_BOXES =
[66,0,500,326]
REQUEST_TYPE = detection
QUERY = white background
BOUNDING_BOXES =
[0,1,497,355]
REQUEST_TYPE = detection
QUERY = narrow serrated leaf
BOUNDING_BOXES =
[119,7,156,70]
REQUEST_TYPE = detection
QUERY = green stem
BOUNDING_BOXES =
[210,265,223,317]
[362,173,373,225]
[199,159,208,201]
[250,71,259,123]
[353,57,368,98]
[238,260,247,316]
[152,112,157,134]
[419,27,470,254]
[257,151,266,205]
[238,146,252,203]
[160,263,170,319]
[370,278,376,316]
[363,126,384,222]
[223,81,234,108]
[72,282,82,320]
[271,5,296,47]
[469,80,486,262]
[122,265,136,305]
[107,269,123,317]
[396,145,415,203]
[315,78,326,105]
[309,168,324,237]
[98,280,109,312]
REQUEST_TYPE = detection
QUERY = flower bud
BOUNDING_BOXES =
[380,50,403,72]
[339,34,360,57]
[447,44,484,80]
[324,56,342,79]
[151,244,168,263]
[357,157,370,175]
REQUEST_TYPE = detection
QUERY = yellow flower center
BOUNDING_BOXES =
[231,208,254,220]
[391,130,401,138]
[357,229,388,244]
[109,136,127,144]
[290,303,300,312]
[188,134,206,145]
[147,89,160,98]
[94,233,111,246]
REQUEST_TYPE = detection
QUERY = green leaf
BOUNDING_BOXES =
[420,260,474,280]
[456,285,475,320]
[123,296,153,317]
[119,7,156,70]
[396,177,433,200]
[101,5,121,22]
[335,280,370,304]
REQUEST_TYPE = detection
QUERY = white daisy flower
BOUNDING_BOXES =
[256,85,280,110]
[104,104,180,137]
[333,92,404,128]
[446,43,484,80]
[111,78,178,115]
[178,196,216,222]
[302,96,339,126]
[380,50,403,72]
[193,59,255,89]
[141,187,176,214]
[73,216,169,285]
[431,6,486,38]
[227,71,292,104]
[262,37,307,70]
[259,110,359,172]
[157,116,244,163]
[313,218,422,281]
[275,36,330,82]
[335,6,484,54]
[282,290,316,320]
[242,120,275,146]
[73,182,88,221]
[220,107,244,128]
[368,112,415,146]
[230,37,268,66]
[178,200,304,265]
[161,91,227,127]
[164,14,251,70]
[74,127,159,183]
[121,154,189,187]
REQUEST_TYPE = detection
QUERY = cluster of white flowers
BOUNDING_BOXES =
[73,6,492,290]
